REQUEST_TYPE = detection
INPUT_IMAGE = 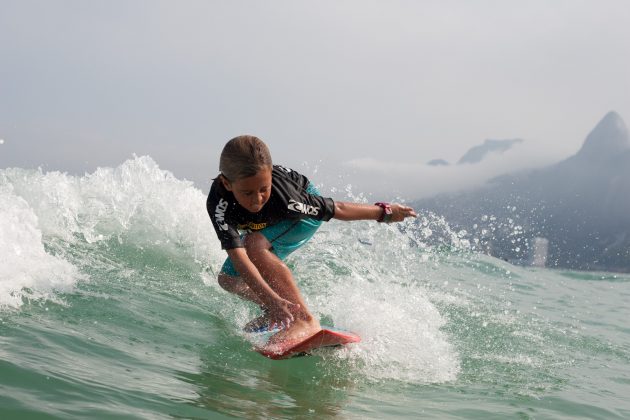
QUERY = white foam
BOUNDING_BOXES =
[293,219,461,384]
[2,156,221,264]
[0,183,78,308]
[0,156,224,308]
[323,277,460,384]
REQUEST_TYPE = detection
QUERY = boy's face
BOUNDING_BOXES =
[222,167,272,213]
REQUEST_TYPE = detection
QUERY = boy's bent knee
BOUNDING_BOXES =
[217,272,238,292]
[244,232,272,253]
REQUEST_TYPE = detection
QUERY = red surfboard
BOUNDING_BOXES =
[256,327,361,360]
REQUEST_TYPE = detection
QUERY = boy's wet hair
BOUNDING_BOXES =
[219,135,273,181]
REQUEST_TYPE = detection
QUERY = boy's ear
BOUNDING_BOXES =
[221,175,233,191]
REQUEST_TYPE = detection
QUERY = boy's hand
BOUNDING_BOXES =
[267,297,300,330]
[390,204,417,222]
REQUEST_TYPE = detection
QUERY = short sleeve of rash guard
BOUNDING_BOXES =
[287,192,335,221]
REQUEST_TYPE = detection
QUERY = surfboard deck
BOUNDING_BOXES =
[255,327,361,360]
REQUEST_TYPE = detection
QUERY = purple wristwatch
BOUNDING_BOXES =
[375,202,393,223]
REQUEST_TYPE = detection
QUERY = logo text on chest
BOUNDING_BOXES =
[237,222,268,231]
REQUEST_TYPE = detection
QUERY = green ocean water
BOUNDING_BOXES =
[2,157,629,419]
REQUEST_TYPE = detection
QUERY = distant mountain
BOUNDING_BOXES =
[573,111,629,163]
[414,111,630,272]
[458,138,523,164]
[427,159,450,166]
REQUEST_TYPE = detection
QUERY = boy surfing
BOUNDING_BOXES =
[207,135,416,352]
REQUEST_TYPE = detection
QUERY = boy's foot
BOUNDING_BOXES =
[264,317,321,354]
[243,313,271,333]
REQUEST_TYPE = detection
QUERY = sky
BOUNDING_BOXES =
[1,0,629,199]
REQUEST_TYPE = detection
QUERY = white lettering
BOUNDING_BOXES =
[288,199,320,216]
[214,198,229,230]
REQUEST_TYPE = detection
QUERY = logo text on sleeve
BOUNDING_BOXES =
[288,199,319,216]
[214,198,229,230]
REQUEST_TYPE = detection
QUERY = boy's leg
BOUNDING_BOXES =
[218,232,319,336]
[218,233,315,320]
[217,215,322,306]
[243,232,321,344]
[243,233,315,323]
[217,212,323,340]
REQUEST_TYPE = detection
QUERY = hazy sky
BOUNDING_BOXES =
[1,1,629,198]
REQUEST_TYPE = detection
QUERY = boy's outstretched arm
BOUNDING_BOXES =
[333,202,417,223]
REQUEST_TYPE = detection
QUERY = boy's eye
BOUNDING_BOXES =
[242,187,268,197]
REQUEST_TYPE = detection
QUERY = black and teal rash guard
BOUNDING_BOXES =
[206,165,336,250]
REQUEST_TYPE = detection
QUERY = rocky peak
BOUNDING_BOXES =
[574,111,629,162]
